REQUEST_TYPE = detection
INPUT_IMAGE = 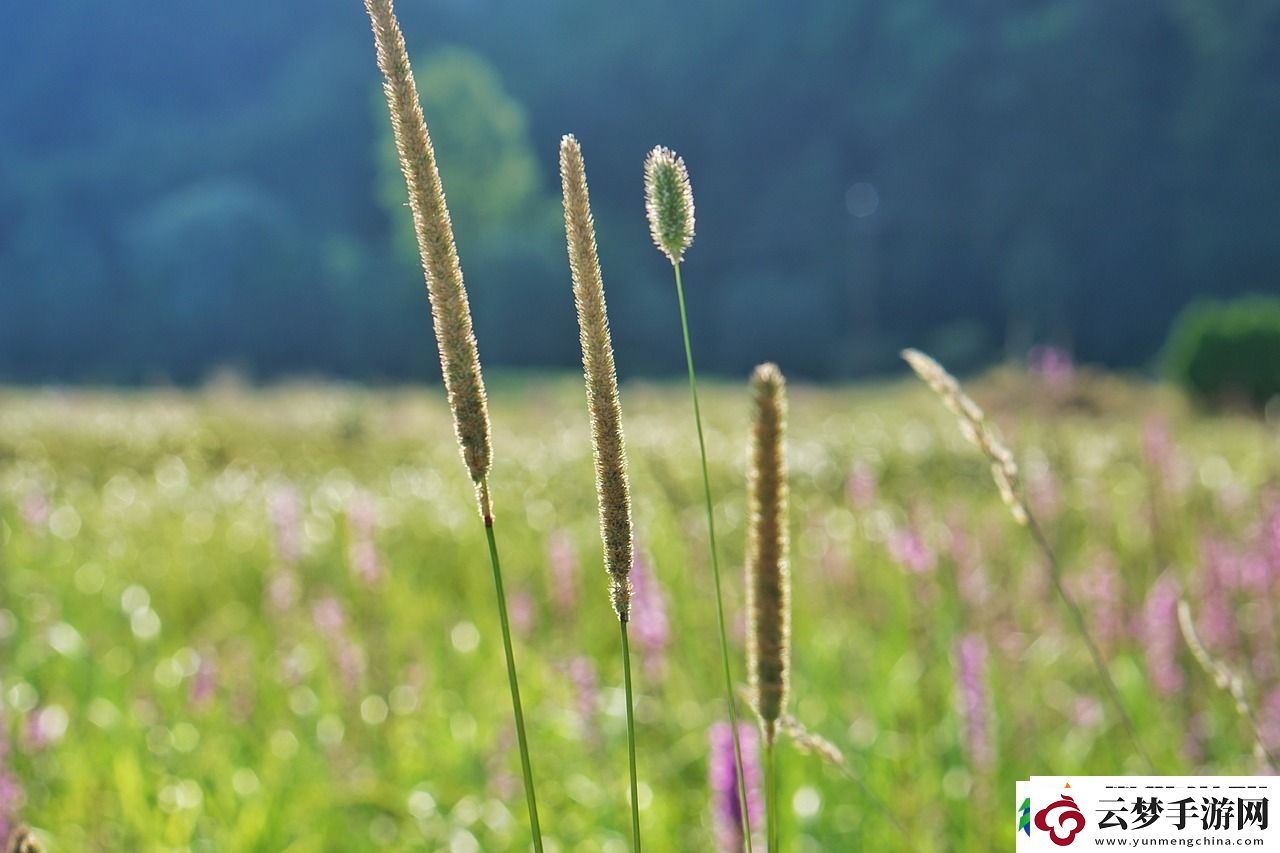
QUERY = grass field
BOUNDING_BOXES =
[1,373,1278,850]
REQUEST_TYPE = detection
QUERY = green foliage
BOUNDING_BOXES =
[1163,296,1280,409]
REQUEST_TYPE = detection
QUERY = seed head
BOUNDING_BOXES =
[746,362,790,745]
[6,828,42,853]
[1179,599,1276,769]
[901,349,1027,525]
[364,0,492,513]
[560,134,633,621]
[644,146,695,264]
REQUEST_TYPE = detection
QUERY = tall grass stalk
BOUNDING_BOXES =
[560,134,641,850]
[745,364,790,853]
[1178,600,1278,771]
[645,146,753,850]
[363,1,541,846]
[902,349,1155,773]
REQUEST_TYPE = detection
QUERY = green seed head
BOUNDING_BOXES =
[364,0,493,515]
[746,362,790,745]
[561,134,634,621]
[644,146,695,264]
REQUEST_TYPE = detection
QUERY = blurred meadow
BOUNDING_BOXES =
[3,374,1280,849]
[5,0,1280,850]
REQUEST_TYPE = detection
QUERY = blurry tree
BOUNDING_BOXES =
[374,45,575,369]
[1,0,1279,382]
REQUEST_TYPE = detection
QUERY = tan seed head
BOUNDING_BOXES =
[746,362,790,745]
[364,0,493,515]
[901,349,1027,525]
[560,134,634,620]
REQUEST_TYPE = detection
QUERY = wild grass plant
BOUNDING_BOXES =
[363,0,541,845]
[644,145,755,849]
[744,364,790,853]
[559,134,642,850]
[903,348,1155,772]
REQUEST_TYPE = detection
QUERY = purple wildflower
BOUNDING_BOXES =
[0,713,22,841]
[888,526,935,575]
[547,530,578,619]
[267,483,304,565]
[566,657,599,744]
[486,726,520,801]
[510,589,536,638]
[954,634,994,772]
[312,597,365,694]
[1142,415,1190,495]
[24,706,66,751]
[948,519,991,610]
[1028,345,1074,389]
[1199,539,1240,651]
[312,597,346,634]
[1074,554,1124,648]
[629,553,670,681]
[189,651,218,710]
[1256,493,1280,583]
[1141,573,1184,696]
[18,490,49,531]
[1261,688,1280,754]
[846,461,877,510]
[1073,696,1104,730]
[709,721,764,852]
[266,568,300,613]
[346,491,385,585]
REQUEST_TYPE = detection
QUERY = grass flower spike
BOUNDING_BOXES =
[644,147,695,264]
[901,348,1025,525]
[560,133,642,850]
[746,363,790,852]
[561,134,633,622]
[1178,600,1276,770]
[901,347,1153,772]
[746,363,790,746]
[645,145,752,850]
[363,0,491,514]
[363,1,540,847]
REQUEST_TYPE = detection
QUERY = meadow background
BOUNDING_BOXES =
[4,0,1280,851]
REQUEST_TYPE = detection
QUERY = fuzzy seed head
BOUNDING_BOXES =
[561,134,633,620]
[364,0,492,511]
[901,349,1028,525]
[746,362,790,745]
[644,146,695,264]
[6,828,42,853]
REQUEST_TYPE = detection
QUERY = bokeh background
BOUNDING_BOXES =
[6,2,1280,851]
[4,0,1279,384]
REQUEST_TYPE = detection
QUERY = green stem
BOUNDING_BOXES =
[482,505,544,852]
[1027,513,1155,773]
[765,741,779,853]
[672,262,754,852]
[621,622,642,852]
